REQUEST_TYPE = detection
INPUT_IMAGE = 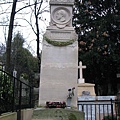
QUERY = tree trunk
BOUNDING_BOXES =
[6,0,17,73]
[34,0,43,72]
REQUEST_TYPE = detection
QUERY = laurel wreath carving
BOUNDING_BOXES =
[44,36,75,46]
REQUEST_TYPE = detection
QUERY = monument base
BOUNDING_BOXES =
[78,78,85,83]
[32,108,84,120]
[78,83,96,96]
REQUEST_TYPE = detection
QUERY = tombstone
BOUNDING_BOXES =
[39,0,78,107]
[20,77,29,96]
[77,61,96,96]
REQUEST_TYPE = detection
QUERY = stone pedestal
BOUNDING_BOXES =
[78,78,85,83]
[32,108,84,120]
[78,83,96,96]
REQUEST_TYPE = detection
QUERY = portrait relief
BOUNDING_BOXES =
[52,7,71,28]
[56,9,67,22]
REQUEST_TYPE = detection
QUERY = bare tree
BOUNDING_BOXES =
[15,0,49,72]
[0,0,49,72]
[34,0,49,72]
[6,0,17,72]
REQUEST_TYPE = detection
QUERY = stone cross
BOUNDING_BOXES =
[78,61,86,83]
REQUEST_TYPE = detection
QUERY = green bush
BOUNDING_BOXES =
[0,71,13,97]
[0,70,14,112]
[103,115,117,120]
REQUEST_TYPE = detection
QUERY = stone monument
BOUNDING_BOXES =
[77,61,96,96]
[39,0,78,107]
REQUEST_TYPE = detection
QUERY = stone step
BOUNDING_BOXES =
[32,108,84,120]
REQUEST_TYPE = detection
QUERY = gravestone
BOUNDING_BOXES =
[77,61,96,96]
[78,83,96,96]
[39,0,78,107]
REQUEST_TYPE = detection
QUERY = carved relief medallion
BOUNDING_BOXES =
[52,7,71,28]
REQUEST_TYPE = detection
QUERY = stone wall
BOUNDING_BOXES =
[0,109,33,120]
[0,112,17,120]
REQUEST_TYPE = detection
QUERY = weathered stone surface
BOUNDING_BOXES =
[44,29,77,41]
[39,41,78,107]
[32,108,84,120]
[49,0,74,29]
[78,83,96,96]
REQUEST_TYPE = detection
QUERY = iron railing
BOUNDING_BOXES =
[78,99,120,120]
[0,69,34,119]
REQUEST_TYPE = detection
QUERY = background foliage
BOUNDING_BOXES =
[1,32,39,86]
[73,0,120,95]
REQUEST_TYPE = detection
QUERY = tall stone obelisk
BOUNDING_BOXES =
[39,0,78,107]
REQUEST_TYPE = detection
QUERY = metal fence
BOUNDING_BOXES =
[0,69,34,120]
[78,99,120,120]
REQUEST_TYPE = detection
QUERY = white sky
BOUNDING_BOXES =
[0,0,50,56]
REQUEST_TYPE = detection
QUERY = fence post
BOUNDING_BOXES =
[82,104,84,112]
[111,99,114,120]
[17,82,22,120]
[12,76,15,112]
[29,87,32,108]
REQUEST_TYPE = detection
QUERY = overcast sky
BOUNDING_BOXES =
[0,0,50,55]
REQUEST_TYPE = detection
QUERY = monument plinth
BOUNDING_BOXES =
[39,0,78,107]
[32,108,84,120]
[78,83,96,96]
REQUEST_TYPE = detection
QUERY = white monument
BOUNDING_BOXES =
[39,0,78,107]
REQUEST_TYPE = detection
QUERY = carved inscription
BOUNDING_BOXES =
[82,91,90,96]
[50,31,71,40]
[50,0,74,2]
